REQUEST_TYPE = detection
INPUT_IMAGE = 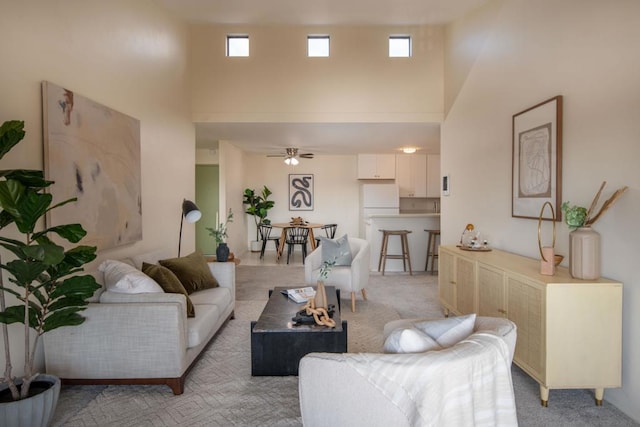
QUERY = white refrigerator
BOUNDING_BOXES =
[360,183,400,237]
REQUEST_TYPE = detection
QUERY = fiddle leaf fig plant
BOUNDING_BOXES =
[0,120,99,401]
[243,186,275,241]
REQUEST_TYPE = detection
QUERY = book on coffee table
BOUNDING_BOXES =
[281,287,316,303]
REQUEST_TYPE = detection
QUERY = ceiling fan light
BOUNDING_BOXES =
[290,157,299,165]
[284,157,291,165]
[402,147,417,154]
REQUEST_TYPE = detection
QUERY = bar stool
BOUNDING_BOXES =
[378,230,412,275]
[424,229,440,274]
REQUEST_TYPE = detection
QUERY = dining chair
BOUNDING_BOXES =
[315,223,338,247]
[286,227,310,264]
[258,223,280,259]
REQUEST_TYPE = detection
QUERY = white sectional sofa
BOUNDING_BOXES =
[43,250,235,394]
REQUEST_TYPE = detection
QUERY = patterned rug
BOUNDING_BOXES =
[52,267,638,426]
[53,267,436,426]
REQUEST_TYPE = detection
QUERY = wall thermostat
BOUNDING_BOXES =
[442,175,450,196]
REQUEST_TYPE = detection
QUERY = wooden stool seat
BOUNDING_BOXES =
[378,230,412,275]
[424,229,440,273]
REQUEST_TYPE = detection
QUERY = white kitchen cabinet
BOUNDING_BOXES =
[439,245,622,407]
[357,154,396,179]
[396,154,427,197]
[426,154,440,197]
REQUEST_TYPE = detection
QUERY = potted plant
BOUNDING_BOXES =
[242,186,275,251]
[0,120,100,426]
[561,181,628,280]
[206,208,233,262]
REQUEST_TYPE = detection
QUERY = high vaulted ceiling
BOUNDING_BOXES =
[157,0,489,155]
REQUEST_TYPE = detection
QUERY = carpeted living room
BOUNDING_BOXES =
[2,1,640,426]
[51,257,636,426]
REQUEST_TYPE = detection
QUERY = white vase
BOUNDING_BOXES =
[569,226,601,280]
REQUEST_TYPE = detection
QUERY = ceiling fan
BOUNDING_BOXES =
[267,147,314,165]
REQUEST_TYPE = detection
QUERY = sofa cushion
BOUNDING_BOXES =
[186,304,220,348]
[383,327,442,354]
[159,251,219,293]
[142,262,195,317]
[188,287,232,314]
[320,234,353,266]
[98,259,164,294]
[414,313,476,348]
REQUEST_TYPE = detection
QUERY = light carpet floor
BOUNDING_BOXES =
[52,266,637,426]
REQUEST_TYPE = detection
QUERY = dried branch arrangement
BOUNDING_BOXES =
[562,181,628,229]
[584,181,629,226]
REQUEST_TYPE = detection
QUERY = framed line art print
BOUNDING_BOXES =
[289,174,314,211]
[512,95,563,221]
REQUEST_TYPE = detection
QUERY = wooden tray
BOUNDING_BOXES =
[459,246,492,252]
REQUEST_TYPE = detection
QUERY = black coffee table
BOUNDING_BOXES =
[251,286,347,376]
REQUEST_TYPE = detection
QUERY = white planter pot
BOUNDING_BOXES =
[0,374,60,427]
[250,240,262,252]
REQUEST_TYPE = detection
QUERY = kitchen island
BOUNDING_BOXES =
[364,213,440,272]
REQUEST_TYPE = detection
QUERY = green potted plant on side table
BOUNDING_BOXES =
[242,186,275,252]
[206,208,233,262]
[0,120,100,426]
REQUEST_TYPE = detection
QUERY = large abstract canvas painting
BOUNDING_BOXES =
[43,81,142,251]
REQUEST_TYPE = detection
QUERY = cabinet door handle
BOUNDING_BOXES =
[498,309,507,315]
[450,281,456,285]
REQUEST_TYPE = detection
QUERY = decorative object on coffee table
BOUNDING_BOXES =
[251,286,346,376]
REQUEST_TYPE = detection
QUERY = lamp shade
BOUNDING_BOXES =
[182,199,202,223]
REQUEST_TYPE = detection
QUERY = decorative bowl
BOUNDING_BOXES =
[554,254,564,266]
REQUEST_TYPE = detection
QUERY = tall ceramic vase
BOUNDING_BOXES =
[569,226,600,280]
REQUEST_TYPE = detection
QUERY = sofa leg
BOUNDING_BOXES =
[167,378,185,395]
[361,289,367,300]
[351,292,356,312]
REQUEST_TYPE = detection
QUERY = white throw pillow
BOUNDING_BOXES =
[414,313,476,348]
[98,260,164,294]
[383,327,442,354]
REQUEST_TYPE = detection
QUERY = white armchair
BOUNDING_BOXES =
[299,316,518,427]
[304,237,370,312]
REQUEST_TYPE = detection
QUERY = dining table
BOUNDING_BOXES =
[270,222,325,260]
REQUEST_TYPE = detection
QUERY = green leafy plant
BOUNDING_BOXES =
[561,181,629,230]
[242,186,275,240]
[0,120,99,401]
[206,208,233,245]
[318,259,336,281]
[561,203,588,229]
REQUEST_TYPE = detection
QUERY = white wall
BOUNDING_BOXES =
[442,0,640,420]
[0,0,193,376]
[241,154,360,251]
[190,24,444,123]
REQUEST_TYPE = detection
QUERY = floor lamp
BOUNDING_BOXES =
[178,199,202,257]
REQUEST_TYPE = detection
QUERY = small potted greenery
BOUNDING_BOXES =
[242,186,275,251]
[206,208,233,262]
[0,120,100,426]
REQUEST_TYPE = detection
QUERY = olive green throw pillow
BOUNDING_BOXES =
[142,262,195,317]
[158,251,219,294]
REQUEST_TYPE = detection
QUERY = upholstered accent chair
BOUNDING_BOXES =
[299,316,517,427]
[304,237,370,312]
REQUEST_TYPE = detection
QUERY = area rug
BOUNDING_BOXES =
[53,267,431,426]
[52,266,638,426]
